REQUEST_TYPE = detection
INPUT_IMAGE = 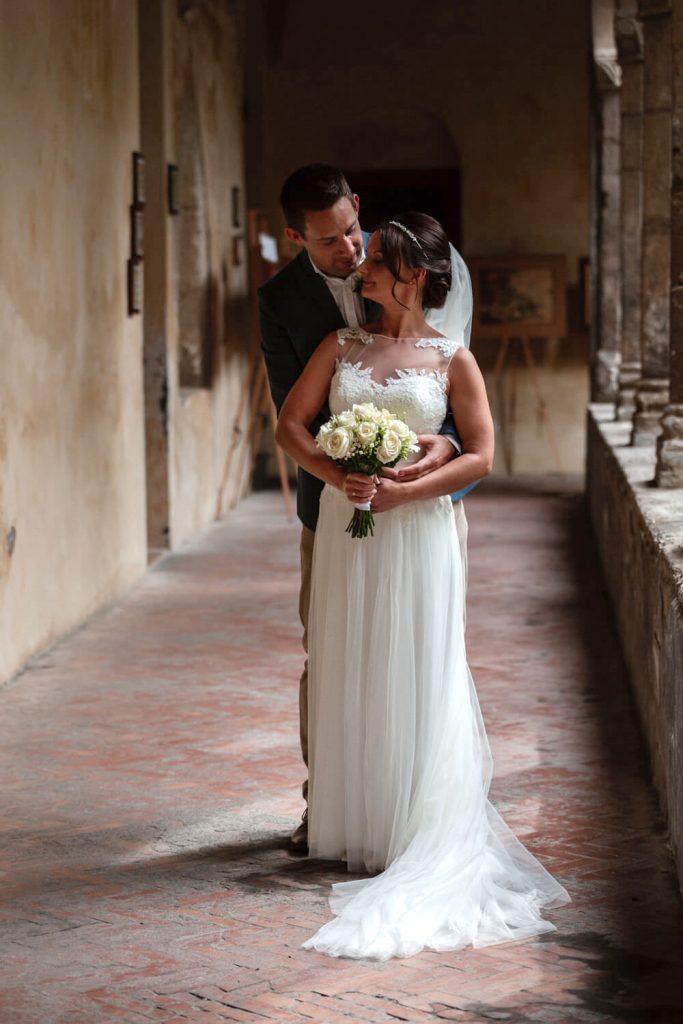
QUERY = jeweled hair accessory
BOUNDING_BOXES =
[388,220,425,255]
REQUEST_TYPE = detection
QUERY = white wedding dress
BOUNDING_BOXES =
[302,328,569,961]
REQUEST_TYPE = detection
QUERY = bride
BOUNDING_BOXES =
[275,213,569,960]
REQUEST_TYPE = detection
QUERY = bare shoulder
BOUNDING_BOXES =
[308,330,341,366]
[447,347,486,399]
[448,346,480,375]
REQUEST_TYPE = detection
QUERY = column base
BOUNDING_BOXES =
[615,361,641,422]
[631,378,670,446]
[655,405,683,487]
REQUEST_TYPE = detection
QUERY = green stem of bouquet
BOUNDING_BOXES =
[346,508,375,539]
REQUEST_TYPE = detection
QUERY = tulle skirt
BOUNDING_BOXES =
[303,486,569,960]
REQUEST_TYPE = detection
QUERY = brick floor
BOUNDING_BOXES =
[1,479,682,1024]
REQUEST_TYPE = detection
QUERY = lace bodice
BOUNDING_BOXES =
[329,328,461,436]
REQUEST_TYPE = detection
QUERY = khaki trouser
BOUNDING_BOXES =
[297,500,468,807]
[298,524,316,804]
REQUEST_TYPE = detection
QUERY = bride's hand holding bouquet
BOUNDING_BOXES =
[315,402,419,538]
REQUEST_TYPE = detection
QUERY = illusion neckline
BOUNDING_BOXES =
[368,332,448,343]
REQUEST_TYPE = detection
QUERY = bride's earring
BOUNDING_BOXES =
[409,276,420,309]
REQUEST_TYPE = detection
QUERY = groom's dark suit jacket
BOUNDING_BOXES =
[259,245,369,531]
[259,237,460,531]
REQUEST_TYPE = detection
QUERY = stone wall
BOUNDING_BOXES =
[587,406,683,885]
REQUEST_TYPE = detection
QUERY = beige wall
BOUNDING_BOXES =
[0,0,251,683]
[0,0,146,683]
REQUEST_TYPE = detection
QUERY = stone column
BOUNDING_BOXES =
[594,72,623,402]
[615,5,644,420]
[631,0,672,445]
[655,0,683,485]
[591,0,623,403]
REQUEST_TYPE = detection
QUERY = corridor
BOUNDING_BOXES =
[1,481,682,1024]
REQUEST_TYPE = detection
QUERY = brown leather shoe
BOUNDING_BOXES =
[289,811,308,852]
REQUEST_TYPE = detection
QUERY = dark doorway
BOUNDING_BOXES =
[346,168,462,247]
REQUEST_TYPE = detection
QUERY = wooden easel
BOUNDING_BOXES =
[491,334,563,474]
[468,255,568,476]
[215,209,294,520]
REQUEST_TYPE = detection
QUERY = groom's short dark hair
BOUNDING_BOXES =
[280,164,354,236]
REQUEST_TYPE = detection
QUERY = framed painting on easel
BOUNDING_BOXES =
[468,254,568,473]
[469,254,567,339]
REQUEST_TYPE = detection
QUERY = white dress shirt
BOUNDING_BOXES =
[309,254,365,329]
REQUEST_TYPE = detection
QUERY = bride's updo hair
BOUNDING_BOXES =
[378,212,452,310]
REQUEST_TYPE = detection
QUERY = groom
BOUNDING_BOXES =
[259,164,465,849]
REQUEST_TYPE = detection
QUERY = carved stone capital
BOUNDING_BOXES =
[595,52,622,91]
[655,404,683,486]
[616,360,642,420]
[631,377,670,444]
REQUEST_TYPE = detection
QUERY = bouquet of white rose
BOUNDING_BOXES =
[315,402,420,538]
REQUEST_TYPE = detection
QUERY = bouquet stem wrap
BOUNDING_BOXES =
[348,500,374,539]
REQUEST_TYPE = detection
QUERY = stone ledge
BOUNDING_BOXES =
[590,404,683,568]
[587,404,683,890]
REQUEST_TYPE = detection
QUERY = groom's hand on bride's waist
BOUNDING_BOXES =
[381,434,456,483]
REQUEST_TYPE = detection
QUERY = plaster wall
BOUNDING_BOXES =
[587,407,683,887]
[0,1,146,683]
[167,1,251,547]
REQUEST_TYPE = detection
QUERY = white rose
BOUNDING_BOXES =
[387,418,410,439]
[353,402,382,423]
[377,429,402,464]
[337,410,357,428]
[356,420,378,446]
[352,402,373,417]
[324,426,351,460]
[315,423,332,448]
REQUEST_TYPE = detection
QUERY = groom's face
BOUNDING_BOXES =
[288,196,363,278]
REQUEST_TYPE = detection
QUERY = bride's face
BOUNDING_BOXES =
[358,233,419,309]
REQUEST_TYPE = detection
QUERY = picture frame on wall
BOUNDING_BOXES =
[579,256,591,329]
[231,186,241,229]
[469,254,568,339]
[132,151,145,208]
[131,206,144,259]
[167,164,180,215]
[127,258,143,315]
